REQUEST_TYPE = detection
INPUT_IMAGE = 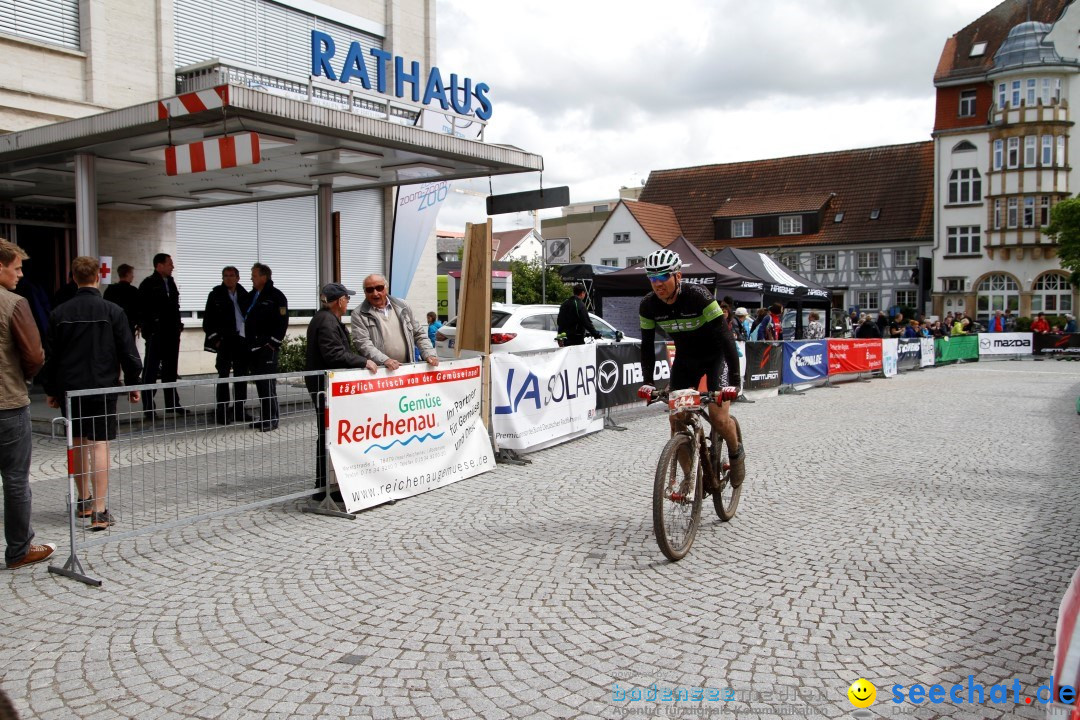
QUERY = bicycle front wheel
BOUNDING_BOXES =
[712,416,742,521]
[653,432,703,561]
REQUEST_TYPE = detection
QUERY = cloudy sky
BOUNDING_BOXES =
[434,0,999,232]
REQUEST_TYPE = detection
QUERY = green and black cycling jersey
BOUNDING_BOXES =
[639,282,740,388]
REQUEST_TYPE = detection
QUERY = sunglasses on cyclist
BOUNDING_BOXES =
[647,272,672,283]
[363,285,385,293]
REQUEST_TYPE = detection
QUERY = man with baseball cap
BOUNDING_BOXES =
[305,283,377,503]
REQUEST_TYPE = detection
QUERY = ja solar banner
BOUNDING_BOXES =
[781,341,828,385]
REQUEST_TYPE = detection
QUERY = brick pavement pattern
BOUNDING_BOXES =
[1,360,1078,719]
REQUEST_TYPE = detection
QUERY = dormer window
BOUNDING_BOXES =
[732,219,753,238]
[779,216,802,235]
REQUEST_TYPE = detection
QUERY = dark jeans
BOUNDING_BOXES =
[309,389,328,490]
[142,332,181,411]
[251,346,279,429]
[0,406,34,565]
[215,335,249,420]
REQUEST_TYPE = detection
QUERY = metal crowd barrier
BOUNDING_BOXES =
[49,370,328,586]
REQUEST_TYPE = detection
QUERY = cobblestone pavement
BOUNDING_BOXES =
[1,359,1079,720]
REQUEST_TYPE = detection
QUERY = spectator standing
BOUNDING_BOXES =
[1003,308,1016,331]
[1031,312,1051,334]
[804,312,825,340]
[350,274,438,370]
[768,303,783,339]
[245,263,288,432]
[750,308,775,340]
[14,261,51,342]
[731,307,750,341]
[306,283,377,502]
[0,239,53,569]
[888,312,905,339]
[902,320,921,338]
[426,311,442,347]
[1065,314,1077,333]
[986,309,1008,333]
[203,266,252,425]
[855,315,882,338]
[139,253,184,418]
[43,256,142,531]
[103,263,140,340]
[556,283,601,347]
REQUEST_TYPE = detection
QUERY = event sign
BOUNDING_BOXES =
[882,339,898,378]
[327,358,494,512]
[978,333,1034,356]
[781,341,828,385]
[897,339,922,372]
[920,338,936,368]
[828,339,883,375]
[490,345,603,451]
[595,342,671,409]
[744,342,783,390]
[936,335,979,363]
[1033,333,1080,356]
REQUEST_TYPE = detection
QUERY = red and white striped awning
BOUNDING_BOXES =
[165,132,260,176]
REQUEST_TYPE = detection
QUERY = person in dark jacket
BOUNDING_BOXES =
[103,263,140,341]
[203,266,252,425]
[855,316,882,338]
[245,263,288,432]
[305,283,377,502]
[555,283,601,346]
[138,253,184,418]
[44,256,142,531]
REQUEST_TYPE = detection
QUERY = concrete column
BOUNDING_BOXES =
[74,153,98,257]
[316,184,334,297]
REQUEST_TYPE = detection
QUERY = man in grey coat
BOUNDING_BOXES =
[350,274,439,370]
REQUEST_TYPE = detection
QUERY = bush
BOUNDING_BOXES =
[277,335,307,373]
[1015,316,1032,332]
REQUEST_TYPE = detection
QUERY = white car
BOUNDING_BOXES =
[434,304,636,358]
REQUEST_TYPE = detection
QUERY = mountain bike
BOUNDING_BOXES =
[644,387,742,561]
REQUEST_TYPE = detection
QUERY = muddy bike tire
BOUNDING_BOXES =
[712,416,742,522]
[652,431,703,561]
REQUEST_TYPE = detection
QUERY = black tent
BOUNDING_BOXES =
[713,248,832,337]
[556,263,619,316]
[592,237,754,298]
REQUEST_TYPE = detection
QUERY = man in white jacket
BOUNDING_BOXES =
[350,274,439,370]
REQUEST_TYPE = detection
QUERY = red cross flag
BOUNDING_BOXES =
[99,256,113,285]
[165,132,261,176]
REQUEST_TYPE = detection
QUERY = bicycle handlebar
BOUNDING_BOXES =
[642,387,739,406]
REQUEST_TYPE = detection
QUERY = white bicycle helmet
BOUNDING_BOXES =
[644,248,682,275]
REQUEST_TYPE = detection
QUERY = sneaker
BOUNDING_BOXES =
[90,509,116,531]
[76,496,93,518]
[7,543,56,569]
[729,444,746,488]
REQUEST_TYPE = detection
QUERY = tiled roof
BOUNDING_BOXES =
[934,0,1070,83]
[712,192,834,219]
[491,228,534,261]
[638,141,934,251]
[623,200,683,247]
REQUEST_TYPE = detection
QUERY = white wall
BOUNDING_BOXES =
[582,204,660,266]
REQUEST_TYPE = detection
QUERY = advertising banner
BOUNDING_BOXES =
[920,338,936,367]
[327,358,494,513]
[882,339,898,378]
[897,338,922,372]
[935,335,980,363]
[1033,332,1080,356]
[390,180,449,297]
[781,341,828,385]
[978,333,1034,356]
[744,342,783,390]
[490,345,603,451]
[827,339,883,375]
[595,342,671,410]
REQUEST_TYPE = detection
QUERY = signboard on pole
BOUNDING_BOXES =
[545,237,571,265]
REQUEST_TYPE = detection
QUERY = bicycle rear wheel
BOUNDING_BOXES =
[711,416,742,521]
[653,432,703,561]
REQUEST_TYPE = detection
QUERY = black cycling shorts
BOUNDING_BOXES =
[670,356,727,392]
[64,394,119,442]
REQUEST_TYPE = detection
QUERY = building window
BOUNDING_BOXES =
[732,219,753,238]
[593,205,608,212]
[947,226,981,255]
[1042,135,1053,166]
[993,140,1003,170]
[894,249,916,267]
[993,199,1002,229]
[834,212,845,223]
[943,278,964,293]
[1007,198,1018,228]
[948,168,981,203]
[0,1,80,50]
[997,82,1006,108]
[959,90,977,117]
[613,232,630,244]
[857,291,880,311]
[601,257,618,267]
[1042,78,1053,104]
[779,254,799,271]
[815,253,837,271]
[1032,273,1073,313]
[1058,136,1066,166]
[977,274,1020,321]
[1025,136,1037,166]
[1041,196,1051,226]
[1023,197,1036,228]
[1027,78,1037,106]
[626,256,644,267]
[779,216,802,235]
[857,251,880,270]
[896,290,917,307]
[1007,137,1020,168]
[1011,80,1021,107]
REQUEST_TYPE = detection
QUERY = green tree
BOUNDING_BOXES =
[507,258,573,305]
[1043,196,1080,285]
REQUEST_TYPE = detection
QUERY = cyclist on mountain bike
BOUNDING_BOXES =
[637,248,745,487]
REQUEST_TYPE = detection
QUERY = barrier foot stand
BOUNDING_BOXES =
[301,481,357,520]
[49,477,102,585]
[604,413,627,431]
[735,393,756,403]
[49,553,101,587]
[777,385,806,396]
[496,448,531,466]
